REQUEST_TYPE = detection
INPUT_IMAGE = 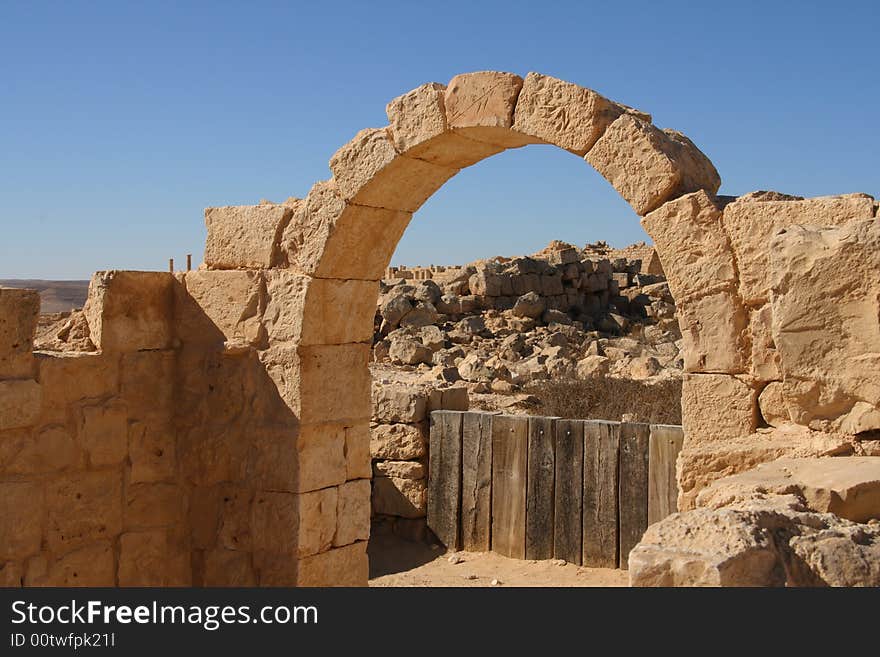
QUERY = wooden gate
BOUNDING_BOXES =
[427,412,683,569]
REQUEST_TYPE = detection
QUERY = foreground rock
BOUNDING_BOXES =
[630,457,880,586]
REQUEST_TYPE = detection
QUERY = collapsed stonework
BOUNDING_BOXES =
[2,70,879,586]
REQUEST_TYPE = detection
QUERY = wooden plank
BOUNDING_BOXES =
[526,415,556,560]
[648,424,684,525]
[461,412,493,552]
[554,418,583,565]
[491,414,528,559]
[618,422,650,570]
[426,410,463,550]
[582,420,619,568]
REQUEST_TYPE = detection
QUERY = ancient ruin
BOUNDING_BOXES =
[2,71,879,586]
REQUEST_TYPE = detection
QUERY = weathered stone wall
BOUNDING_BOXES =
[370,383,468,542]
[3,70,878,586]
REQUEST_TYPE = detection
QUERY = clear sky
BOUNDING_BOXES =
[1,0,878,279]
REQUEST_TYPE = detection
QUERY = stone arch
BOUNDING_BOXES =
[274,71,743,582]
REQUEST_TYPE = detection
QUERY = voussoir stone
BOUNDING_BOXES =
[386,81,504,168]
[444,71,540,148]
[512,72,620,155]
[329,127,458,212]
[280,179,412,280]
[586,113,720,215]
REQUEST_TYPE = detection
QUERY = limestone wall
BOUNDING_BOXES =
[370,383,468,541]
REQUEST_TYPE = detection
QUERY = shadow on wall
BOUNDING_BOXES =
[0,271,371,587]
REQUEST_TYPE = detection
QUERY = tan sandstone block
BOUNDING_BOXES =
[0,482,43,560]
[263,271,377,346]
[120,350,175,421]
[252,487,337,558]
[345,423,372,480]
[370,422,427,460]
[386,82,504,168]
[33,542,115,586]
[677,288,749,373]
[0,379,42,430]
[372,476,427,518]
[770,220,880,429]
[372,384,427,422]
[216,484,252,551]
[83,271,173,352]
[118,528,191,586]
[296,540,368,587]
[202,548,257,586]
[444,71,537,148]
[35,352,118,425]
[79,399,128,466]
[0,560,22,586]
[641,191,735,302]
[203,203,296,269]
[261,344,371,424]
[681,374,757,445]
[182,270,264,347]
[334,479,370,547]
[46,470,123,553]
[129,421,175,483]
[758,382,789,428]
[249,424,346,493]
[586,113,720,215]
[0,426,78,474]
[750,304,781,382]
[125,482,187,530]
[0,287,39,379]
[723,193,874,305]
[373,460,425,479]
[512,72,620,155]
[329,127,458,212]
[280,179,412,280]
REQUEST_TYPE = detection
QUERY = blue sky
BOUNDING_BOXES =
[1,0,878,279]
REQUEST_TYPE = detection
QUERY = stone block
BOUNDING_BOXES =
[296,540,368,587]
[202,548,257,586]
[329,128,458,212]
[334,479,371,547]
[204,203,296,269]
[120,350,175,421]
[677,288,748,373]
[0,425,78,474]
[371,384,427,422]
[83,271,174,352]
[181,269,264,347]
[46,470,122,553]
[371,476,426,518]
[724,193,874,304]
[512,72,619,154]
[0,482,43,560]
[345,423,372,480]
[34,352,118,425]
[370,423,427,460]
[681,374,757,445]
[79,399,128,466]
[0,379,41,430]
[586,113,720,215]
[34,542,115,586]
[125,482,187,530]
[0,287,39,379]
[252,487,337,559]
[118,528,191,586]
[129,421,175,483]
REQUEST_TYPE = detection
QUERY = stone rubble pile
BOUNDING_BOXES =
[373,241,683,392]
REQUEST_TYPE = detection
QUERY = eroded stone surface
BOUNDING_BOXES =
[204,203,296,269]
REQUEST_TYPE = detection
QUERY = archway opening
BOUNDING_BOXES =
[364,142,684,585]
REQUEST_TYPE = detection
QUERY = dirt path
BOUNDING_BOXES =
[368,534,628,587]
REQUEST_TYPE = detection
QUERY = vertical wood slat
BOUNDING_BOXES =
[526,416,556,560]
[648,424,684,525]
[554,419,583,565]
[618,422,650,570]
[461,412,493,552]
[491,414,528,559]
[582,420,620,568]
[427,411,463,551]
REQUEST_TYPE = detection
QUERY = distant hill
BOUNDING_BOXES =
[0,280,89,313]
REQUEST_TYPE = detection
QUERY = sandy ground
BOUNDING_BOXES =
[368,533,628,587]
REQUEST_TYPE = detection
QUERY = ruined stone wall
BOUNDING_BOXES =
[370,384,468,542]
